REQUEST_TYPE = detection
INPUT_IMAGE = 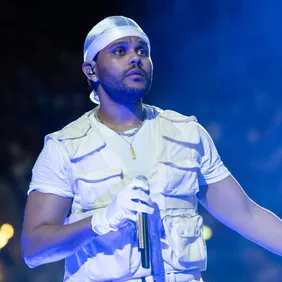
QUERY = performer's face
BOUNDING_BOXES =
[93,36,153,104]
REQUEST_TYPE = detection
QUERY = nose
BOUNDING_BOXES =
[129,52,142,66]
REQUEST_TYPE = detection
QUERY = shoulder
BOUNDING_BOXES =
[43,108,105,160]
[146,104,200,144]
[144,104,197,123]
[45,109,96,142]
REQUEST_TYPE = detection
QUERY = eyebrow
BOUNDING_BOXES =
[110,39,148,48]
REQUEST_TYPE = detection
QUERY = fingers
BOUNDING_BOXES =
[119,190,154,214]
[127,178,150,193]
[123,210,138,222]
[129,189,152,205]
[113,177,154,217]
[133,201,154,214]
[120,200,154,215]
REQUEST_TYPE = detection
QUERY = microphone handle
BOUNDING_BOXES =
[135,175,150,269]
[138,212,150,268]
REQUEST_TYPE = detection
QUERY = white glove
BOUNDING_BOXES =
[91,177,154,235]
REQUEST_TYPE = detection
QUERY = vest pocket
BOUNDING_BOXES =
[162,214,206,270]
[158,159,200,196]
[74,167,123,210]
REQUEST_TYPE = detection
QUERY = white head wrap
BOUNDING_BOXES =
[83,15,151,104]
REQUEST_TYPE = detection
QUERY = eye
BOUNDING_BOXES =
[114,48,125,55]
[137,48,148,56]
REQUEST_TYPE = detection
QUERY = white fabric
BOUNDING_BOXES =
[29,112,228,197]
[84,26,150,63]
[28,105,230,281]
[88,108,155,178]
[113,270,203,282]
[91,177,154,235]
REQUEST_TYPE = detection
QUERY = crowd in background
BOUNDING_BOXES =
[1,2,282,281]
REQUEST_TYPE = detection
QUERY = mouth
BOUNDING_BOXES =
[125,69,145,77]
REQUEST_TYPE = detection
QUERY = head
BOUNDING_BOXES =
[82,16,153,105]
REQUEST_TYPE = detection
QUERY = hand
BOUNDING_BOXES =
[91,177,154,235]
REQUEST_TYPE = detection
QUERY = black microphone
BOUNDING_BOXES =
[135,175,150,269]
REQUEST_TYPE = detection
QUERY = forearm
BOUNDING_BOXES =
[199,176,282,256]
[236,204,282,256]
[22,216,95,267]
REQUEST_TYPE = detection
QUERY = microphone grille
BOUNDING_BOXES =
[135,175,149,183]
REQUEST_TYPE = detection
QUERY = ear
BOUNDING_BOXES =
[82,61,97,80]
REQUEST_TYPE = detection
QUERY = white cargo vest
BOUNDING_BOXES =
[46,105,207,282]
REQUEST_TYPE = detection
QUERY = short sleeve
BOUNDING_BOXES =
[198,124,230,186]
[28,138,74,198]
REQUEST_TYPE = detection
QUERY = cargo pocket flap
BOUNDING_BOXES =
[75,167,122,183]
[174,216,202,238]
[160,159,199,171]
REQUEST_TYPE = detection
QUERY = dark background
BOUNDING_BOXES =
[1,1,282,281]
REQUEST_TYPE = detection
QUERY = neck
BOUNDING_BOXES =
[96,102,146,132]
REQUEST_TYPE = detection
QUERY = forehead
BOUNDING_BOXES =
[104,36,149,50]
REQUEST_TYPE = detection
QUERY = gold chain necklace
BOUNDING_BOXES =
[93,107,148,159]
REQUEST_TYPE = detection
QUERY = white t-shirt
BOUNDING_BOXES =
[28,109,230,197]
[27,107,231,281]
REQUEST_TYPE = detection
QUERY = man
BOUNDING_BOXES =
[21,15,282,282]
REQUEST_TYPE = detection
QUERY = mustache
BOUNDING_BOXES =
[124,66,147,78]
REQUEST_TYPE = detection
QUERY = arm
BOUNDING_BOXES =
[21,191,94,268]
[21,139,96,268]
[21,138,154,268]
[197,174,282,256]
[21,181,154,268]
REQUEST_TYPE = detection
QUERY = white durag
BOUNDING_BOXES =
[83,15,151,104]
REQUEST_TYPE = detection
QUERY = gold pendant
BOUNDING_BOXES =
[130,145,137,159]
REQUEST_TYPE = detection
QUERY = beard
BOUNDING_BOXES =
[98,67,153,104]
